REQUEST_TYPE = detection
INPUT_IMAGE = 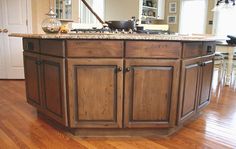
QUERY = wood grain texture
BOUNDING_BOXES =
[124,59,180,128]
[125,41,181,58]
[67,59,123,128]
[182,42,202,58]
[67,40,124,58]
[0,78,236,148]
[23,38,40,53]
[40,39,65,57]
[178,57,202,123]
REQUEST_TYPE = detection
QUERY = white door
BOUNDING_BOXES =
[179,0,208,34]
[0,0,7,78]
[0,0,30,79]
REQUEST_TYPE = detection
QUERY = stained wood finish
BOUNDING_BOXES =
[202,42,216,56]
[23,52,42,109]
[125,41,181,58]
[23,38,40,53]
[40,40,65,57]
[183,42,202,58]
[67,59,123,128]
[40,55,67,126]
[67,40,124,58]
[198,56,214,110]
[124,59,180,128]
[178,57,202,123]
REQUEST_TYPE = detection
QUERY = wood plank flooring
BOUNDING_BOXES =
[0,71,236,149]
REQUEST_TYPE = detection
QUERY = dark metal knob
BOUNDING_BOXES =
[0,29,2,33]
[35,61,41,65]
[117,66,122,72]
[126,67,131,72]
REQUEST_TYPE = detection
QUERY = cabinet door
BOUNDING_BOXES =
[178,58,201,124]
[23,52,42,109]
[124,59,180,128]
[67,59,123,128]
[198,56,214,110]
[40,55,68,126]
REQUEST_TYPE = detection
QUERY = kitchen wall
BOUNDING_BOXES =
[157,0,214,34]
[31,0,215,34]
[31,0,50,33]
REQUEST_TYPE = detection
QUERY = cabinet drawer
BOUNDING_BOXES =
[125,41,181,58]
[67,40,124,58]
[202,42,216,56]
[41,40,65,57]
[183,42,202,58]
[23,38,40,53]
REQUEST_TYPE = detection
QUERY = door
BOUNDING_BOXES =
[40,55,68,126]
[23,52,42,109]
[124,59,180,128]
[178,58,201,124]
[67,59,123,128]
[198,56,214,110]
[0,0,30,79]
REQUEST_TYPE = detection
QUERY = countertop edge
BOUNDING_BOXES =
[9,33,218,42]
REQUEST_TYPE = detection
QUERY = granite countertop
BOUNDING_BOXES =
[9,33,218,41]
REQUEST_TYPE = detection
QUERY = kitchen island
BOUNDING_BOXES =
[11,33,216,136]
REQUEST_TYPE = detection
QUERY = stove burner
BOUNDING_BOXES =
[71,28,171,35]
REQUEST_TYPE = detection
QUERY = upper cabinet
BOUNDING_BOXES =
[141,0,165,23]
[105,0,165,24]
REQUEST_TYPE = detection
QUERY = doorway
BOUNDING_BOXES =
[0,0,32,79]
[179,0,208,34]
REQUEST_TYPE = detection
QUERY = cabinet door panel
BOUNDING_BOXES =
[23,52,42,109]
[40,55,67,126]
[178,58,201,123]
[68,59,123,128]
[124,59,180,128]
[199,57,214,109]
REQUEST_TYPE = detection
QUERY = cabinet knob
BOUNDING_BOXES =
[35,61,42,65]
[3,29,8,33]
[126,67,131,72]
[117,66,122,72]
[0,29,2,33]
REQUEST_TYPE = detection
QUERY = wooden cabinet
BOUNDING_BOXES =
[124,59,180,128]
[178,58,201,123]
[24,52,42,109]
[67,59,123,128]
[178,56,214,123]
[23,52,68,126]
[198,56,214,110]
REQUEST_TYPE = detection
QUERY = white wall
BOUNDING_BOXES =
[104,0,140,21]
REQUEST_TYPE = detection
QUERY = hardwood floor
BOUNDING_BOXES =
[0,71,236,149]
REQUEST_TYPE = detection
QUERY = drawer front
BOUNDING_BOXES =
[202,42,216,56]
[41,40,65,57]
[125,41,181,58]
[183,42,202,58]
[23,38,40,53]
[67,40,124,58]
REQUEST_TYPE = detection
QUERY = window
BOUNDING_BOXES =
[213,9,236,36]
[79,0,104,25]
[179,0,208,34]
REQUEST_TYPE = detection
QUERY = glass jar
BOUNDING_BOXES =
[42,8,61,33]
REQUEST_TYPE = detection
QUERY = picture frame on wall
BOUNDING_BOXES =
[168,15,177,24]
[169,2,177,13]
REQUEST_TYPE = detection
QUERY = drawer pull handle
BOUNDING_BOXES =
[207,46,212,53]
[35,61,42,65]
[27,42,34,51]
